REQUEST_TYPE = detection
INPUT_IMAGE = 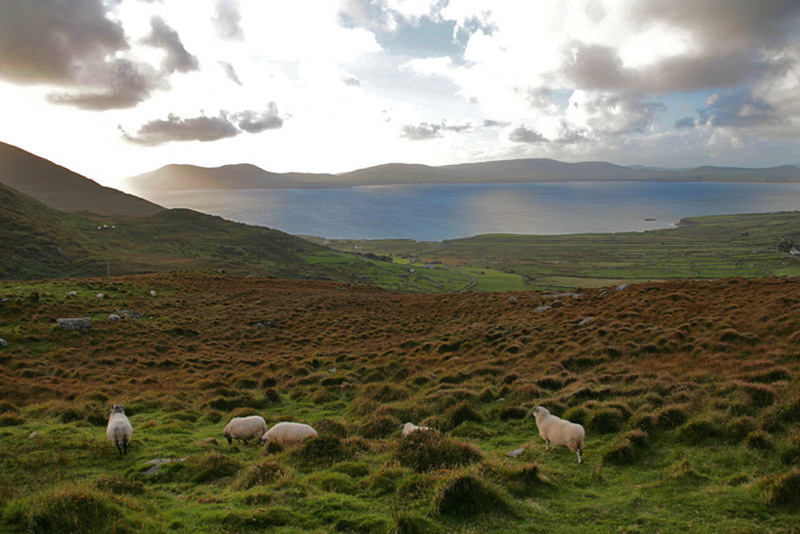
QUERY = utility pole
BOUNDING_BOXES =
[98,224,115,279]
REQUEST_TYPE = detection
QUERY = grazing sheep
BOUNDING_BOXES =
[106,405,133,455]
[400,422,432,437]
[532,406,585,464]
[223,415,268,445]
[67,291,77,298]
[259,422,318,446]
[150,290,156,297]
[96,293,104,299]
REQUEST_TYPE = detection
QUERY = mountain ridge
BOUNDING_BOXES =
[125,158,800,192]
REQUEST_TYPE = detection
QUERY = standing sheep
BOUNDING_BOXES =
[400,422,431,437]
[223,415,268,445]
[259,422,317,446]
[532,405,585,464]
[106,404,133,455]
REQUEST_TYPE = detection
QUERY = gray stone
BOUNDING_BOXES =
[616,283,629,291]
[0,338,7,348]
[57,317,92,331]
[578,316,595,326]
[108,313,122,321]
[27,431,40,440]
[142,457,186,476]
[115,310,144,319]
[507,447,526,458]
[534,305,552,313]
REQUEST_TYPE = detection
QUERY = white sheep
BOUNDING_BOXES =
[106,404,133,455]
[532,406,585,464]
[400,422,432,437]
[150,290,156,297]
[67,291,77,298]
[259,422,318,446]
[223,415,268,445]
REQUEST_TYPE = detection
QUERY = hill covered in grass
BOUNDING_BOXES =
[0,142,163,215]
[0,273,798,532]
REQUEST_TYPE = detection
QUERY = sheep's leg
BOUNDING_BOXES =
[545,440,551,451]
[576,448,583,464]
[115,441,123,455]
[123,440,128,455]
[242,438,249,445]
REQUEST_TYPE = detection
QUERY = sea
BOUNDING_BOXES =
[141,181,800,241]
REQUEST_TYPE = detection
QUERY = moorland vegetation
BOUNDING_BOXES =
[0,273,798,532]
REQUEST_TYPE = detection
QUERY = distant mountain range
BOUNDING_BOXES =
[0,142,163,215]
[125,158,800,192]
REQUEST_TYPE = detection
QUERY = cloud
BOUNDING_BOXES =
[47,59,163,110]
[142,17,199,73]
[0,0,128,85]
[402,122,441,140]
[123,104,284,145]
[566,90,664,135]
[122,113,240,146]
[342,76,361,86]
[234,103,284,133]
[509,126,547,144]
[213,0,244,41]
[674,117,696,129]
[220,61,242,85]
[484,119,510,128]
[697,90,780,128]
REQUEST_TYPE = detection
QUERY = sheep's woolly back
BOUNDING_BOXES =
[106,405,133,451]
[533,406,585,451]
[260,422,318,445]
[401,422,431,437]
[223,415,268,444]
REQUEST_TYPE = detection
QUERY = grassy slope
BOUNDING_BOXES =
[0,182,468,292]
[314,211,800,291]
[0,273,798,533]
[0,142,163,216]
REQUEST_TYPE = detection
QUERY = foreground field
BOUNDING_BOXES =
[0,273,799,533]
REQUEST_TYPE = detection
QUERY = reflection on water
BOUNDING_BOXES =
[143,182,800,241]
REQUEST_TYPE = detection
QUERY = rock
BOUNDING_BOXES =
[96,293,104,299]
[57,317,92,331]
[507,296,518,303]
[616,283,629,291]
[507,447,526,458]
[27,431,40,439]
[67,291,77,298]
[534,305,552,313]
[0,338,7,348]
[142,457,186,476]
[578,316,595,326]
[108,313,122,322]
[115,309,143,319]
[251,320,277,329]
[201,438,218,446]
[150,290,157,297]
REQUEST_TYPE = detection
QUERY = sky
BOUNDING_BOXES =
[1,0,799,189]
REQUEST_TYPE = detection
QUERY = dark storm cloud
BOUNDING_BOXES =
[47,58,162,110]
[509,126,547,144]
[143,17,199,73]
[401,123,441,140]
[234,103,284,133]
[122,105,284,145]
[697,90,780,128]
[122,113,240,146]
[220,61,242,85]
[674,117,696,129]
[0,0,128,84]
[213,0,244,41]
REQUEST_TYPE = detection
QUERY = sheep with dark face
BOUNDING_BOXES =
[532,405,585,464]
[106,404,133,455]
[223,415,268,445]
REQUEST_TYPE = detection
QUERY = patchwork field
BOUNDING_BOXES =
[0,273,799,533]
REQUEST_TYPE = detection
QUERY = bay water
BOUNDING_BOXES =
[141,181,800,241]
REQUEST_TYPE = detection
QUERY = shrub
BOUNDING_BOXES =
[360,415,401,439]
[586,407,624,434]
[8,487,122,534]
[290,436,352,469]
[499,406,528,421]
[0,412,26,426]
[445,400,483,429]
[433,473,514,518]
[744,430,774,451]
[396,431,483,472]
[676,418,724,445]
[764,469,800,509]
[236,461,288,489]
[187,452,243,483]
[655,405,689,430]
[314,418,348,438]
[94,475,144,495]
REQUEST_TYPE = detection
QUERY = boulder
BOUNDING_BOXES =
[56,317,92,331]
[0,338,7,348]
[115,309,144,319]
